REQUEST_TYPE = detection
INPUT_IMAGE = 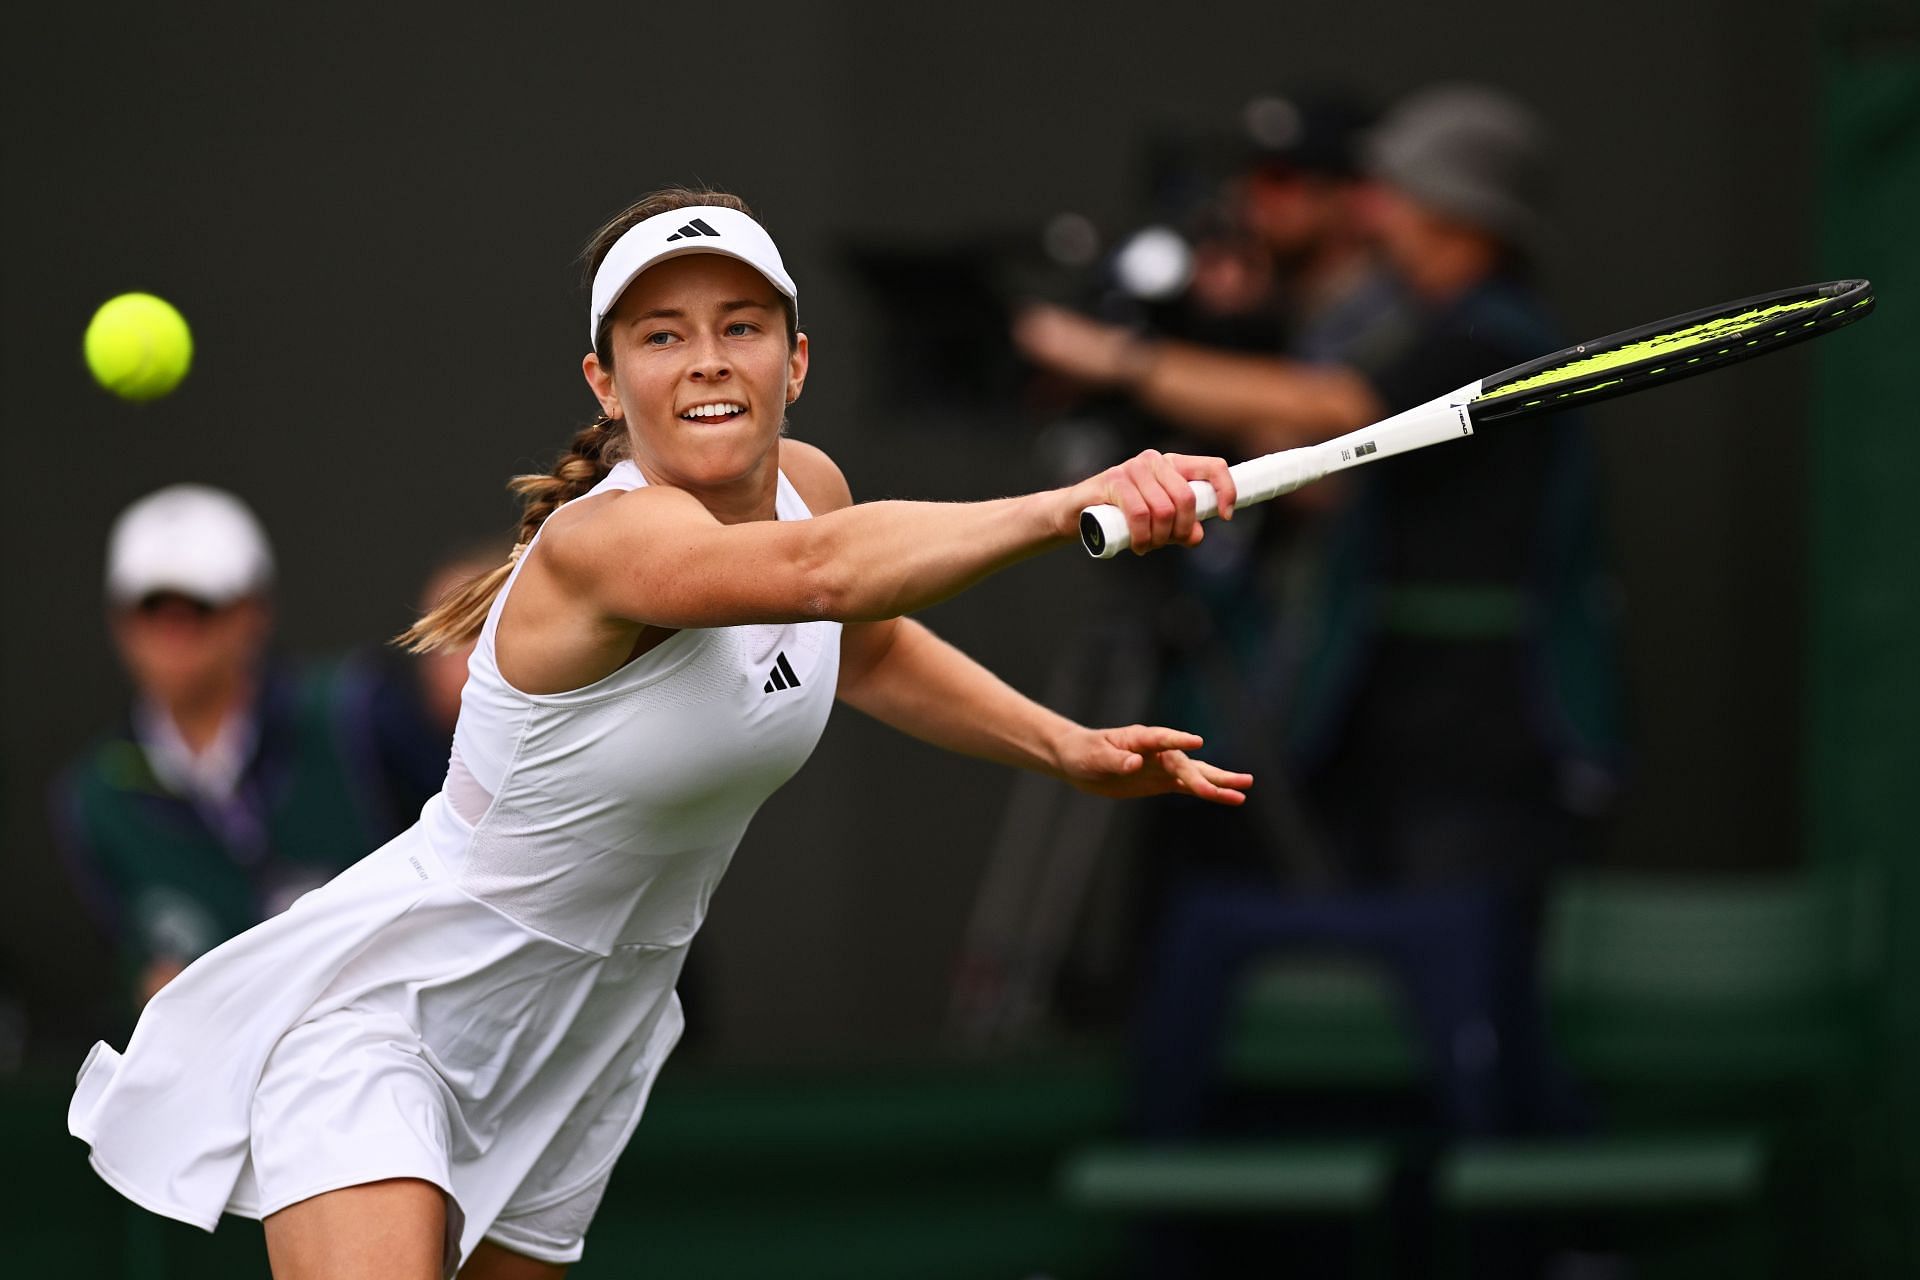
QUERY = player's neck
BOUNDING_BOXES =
[655,464,781,527]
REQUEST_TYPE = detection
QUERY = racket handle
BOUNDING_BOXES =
[1078,388,1479,559]
[1079,447,1329,558]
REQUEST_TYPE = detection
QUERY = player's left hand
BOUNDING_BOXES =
[1055,724,1252,806]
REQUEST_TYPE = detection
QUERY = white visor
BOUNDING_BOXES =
[588,205,798,347]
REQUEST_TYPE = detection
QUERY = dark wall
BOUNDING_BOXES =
[1,2,1817,1063]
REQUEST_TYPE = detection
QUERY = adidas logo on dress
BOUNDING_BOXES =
[763,652,802,694]
[664,218,722,242]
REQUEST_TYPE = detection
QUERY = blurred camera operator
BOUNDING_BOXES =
[1020,94,1404,432]
[1096,96,1415,892]
[1235,93,1406,368]
[1018,84,1623,1140]
[1017,84,1553,454]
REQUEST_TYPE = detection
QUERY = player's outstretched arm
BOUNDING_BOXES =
[837,615,1252,806]
[542,442,1238,631]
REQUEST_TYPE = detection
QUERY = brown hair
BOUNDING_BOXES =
[395,186,787,654]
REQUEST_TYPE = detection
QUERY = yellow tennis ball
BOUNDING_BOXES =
[84,293,194,401]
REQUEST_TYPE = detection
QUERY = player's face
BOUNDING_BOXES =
[585,254,807,501]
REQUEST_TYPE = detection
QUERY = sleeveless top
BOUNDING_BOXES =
[429,457,842,954]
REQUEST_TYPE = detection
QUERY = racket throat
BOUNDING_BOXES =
[1228,382,1481,512]
[1323,381,1480,472]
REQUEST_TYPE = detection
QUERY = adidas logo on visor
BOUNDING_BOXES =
[664,218,722,242]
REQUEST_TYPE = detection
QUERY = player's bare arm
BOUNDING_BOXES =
[777,441,1248,805]
[531,440,1239,634]
[837,616,1251,805]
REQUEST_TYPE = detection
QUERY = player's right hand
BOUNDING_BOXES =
[1061,450,1236,553]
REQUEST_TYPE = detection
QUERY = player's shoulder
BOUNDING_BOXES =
[778,437,853,515]
[546,472,698,537]
[531,481,680,592]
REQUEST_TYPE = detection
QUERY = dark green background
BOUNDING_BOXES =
[1811,21,1920,1268]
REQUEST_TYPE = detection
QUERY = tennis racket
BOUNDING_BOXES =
[1080,278,1876,557]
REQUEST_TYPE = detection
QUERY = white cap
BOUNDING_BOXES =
[106,484,275,606]
[588,204,798,347]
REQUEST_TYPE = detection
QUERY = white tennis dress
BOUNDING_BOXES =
[69,459,841,1273]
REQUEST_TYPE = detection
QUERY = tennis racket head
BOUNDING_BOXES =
[1467,279,1875,424]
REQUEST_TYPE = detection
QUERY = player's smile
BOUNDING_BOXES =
[678,399,747,424]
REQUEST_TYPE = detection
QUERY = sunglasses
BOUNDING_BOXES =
[128,592,229,621]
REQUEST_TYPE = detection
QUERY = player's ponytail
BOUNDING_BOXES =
[395,415,627,654]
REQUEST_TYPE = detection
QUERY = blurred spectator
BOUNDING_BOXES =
[1144,92,1411,797]
[1016,85,1623,1139]
[331,544,503,834]
[52,486,400,1009]
[1235,92,1407,368]
[1123,97,1414,914]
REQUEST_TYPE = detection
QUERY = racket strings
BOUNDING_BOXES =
[1476,294,1840,402]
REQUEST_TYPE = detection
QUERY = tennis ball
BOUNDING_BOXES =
[84,292,194,401]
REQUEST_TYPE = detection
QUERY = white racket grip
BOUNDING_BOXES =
[1078,381,1481,559]
[1079,449,1327,559]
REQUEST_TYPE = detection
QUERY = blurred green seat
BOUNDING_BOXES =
[1437,871,1875,1273]
[1054,957,1411,1274]
[1056,948,1420,1243]
[1058,1140,1398,1278]
[1060,1141,1395,1213]
[1440,1132,1768,1210]
[1057,869,1873,1279]
[1220,953,1420,1088]
[1544,871,1872,1091]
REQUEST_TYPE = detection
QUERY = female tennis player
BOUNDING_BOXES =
[68,188,1250,1280]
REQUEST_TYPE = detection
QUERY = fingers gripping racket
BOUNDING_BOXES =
[1080,279,1876,557]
